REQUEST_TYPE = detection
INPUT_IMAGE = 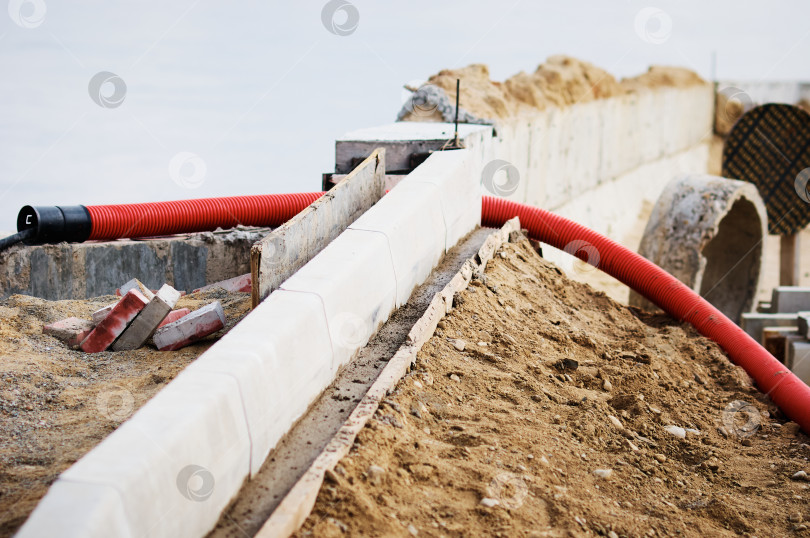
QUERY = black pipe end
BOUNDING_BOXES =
[17,205,92,245]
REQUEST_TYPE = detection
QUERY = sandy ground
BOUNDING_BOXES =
[401,56,707,122]
[296,238,810,538]
[0,288,251,537]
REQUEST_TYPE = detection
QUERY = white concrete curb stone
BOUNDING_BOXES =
[185,291,333,476]
[349,181,446,307]
[280,228,397,371]
[18,370,250,538]
[406,149,481,251]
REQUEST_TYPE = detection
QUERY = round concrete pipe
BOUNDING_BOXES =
[629,174,767,323]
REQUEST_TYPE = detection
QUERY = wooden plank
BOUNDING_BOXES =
[250,149,386,307]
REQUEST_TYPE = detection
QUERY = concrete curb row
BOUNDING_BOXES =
[17,150,482,537]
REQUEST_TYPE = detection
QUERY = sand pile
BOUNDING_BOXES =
[400,56,708,122]
[0,289,251,537]
[297,238,810,537]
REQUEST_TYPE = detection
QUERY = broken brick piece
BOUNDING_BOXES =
[80,289,149,353]
[193,273,251,294]
[112,284,182,351]
[152,301,225,351]
[116,278,155,301]
[91,302,118,326]
[157,308,191,329]
[43,317,95,349]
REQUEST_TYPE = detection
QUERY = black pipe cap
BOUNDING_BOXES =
[17,205,92,245]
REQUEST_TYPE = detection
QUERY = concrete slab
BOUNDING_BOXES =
[335,122,492,173]
[787,340,810,384]
[740,312,798,343]
[771,286,810,313]
[798,312,810,338]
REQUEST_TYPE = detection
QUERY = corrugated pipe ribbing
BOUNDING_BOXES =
[481,195,810,433]
[85,192,325,241]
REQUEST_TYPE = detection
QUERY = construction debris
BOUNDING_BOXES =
[115,278,155,300]
[112,284,182,351]
[192,273,251,294]
[79,289,149,353]
[153,301,225,351]
[40,277,233,354]
[41,317,94,349]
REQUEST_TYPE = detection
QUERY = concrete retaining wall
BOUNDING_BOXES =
[485,85,715,235]
[0,228,266,300]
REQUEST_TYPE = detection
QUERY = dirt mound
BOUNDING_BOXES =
[297,238,810,537]
[621,65,707,92]
[403,56,707,121]
[0,289,251,537]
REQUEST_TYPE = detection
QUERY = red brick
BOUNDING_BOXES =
[112,284,182,351]
[157,308,191,328]
[115,278,155,301]
[193,273,251,294]
[80,289,149,353]
[152,301,225,351]
[43,317,94,349]
[91,302,118,326]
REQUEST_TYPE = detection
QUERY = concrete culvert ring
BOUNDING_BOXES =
[630,174,767,323]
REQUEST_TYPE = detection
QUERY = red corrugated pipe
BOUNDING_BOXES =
[482,195,810,433]
[86,193,325,240]
[14,193,325,245]
[14,192,809,431]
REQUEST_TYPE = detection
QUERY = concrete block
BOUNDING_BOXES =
[771,287,810,313]
[787,340,810,384]
[335,122,492,173]
[80,290,149,353]
[193,273,251,294]
[57,370,250,538]
[349,181,446,307]
[112,284,181,351]
[116,278,155,301]
[405,149,480,251]
[153,301,225,351]
[798,312,810,338]
[42,317,94,348]
[740,313,798,344]
[91,302,117,325]
[158,308,191,329]
[16,479,131,538]
[280,229,397,370]
[186,290,333,476]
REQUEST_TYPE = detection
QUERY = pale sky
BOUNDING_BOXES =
[0,0,808,231]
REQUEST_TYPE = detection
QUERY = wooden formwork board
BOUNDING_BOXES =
[250,149,386,307]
